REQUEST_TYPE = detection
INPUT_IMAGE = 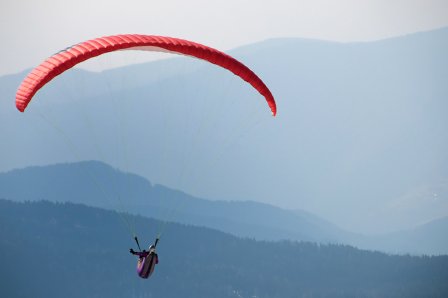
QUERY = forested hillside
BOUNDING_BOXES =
[1,199,447,297]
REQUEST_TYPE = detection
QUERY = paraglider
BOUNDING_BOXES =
[15,34,277,279]
[130,237,159,279]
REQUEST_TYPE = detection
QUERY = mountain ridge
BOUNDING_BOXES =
[1,160,447,255]
[0,160,350,244]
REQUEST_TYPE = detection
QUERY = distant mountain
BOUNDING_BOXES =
[1,28,447,235]
[1,161,447,255]
[352,216,448,256]
[0,161,350,244]
[1,199,447,298]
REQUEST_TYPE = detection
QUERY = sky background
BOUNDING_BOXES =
[1,0,447,76]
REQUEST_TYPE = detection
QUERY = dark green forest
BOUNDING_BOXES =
[1,199,447,298]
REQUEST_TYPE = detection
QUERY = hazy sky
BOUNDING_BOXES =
[1,0,447,75]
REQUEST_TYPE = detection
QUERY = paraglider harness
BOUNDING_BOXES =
[130,237,159,279]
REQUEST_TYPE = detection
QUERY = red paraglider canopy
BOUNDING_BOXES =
[16,34,276,115]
